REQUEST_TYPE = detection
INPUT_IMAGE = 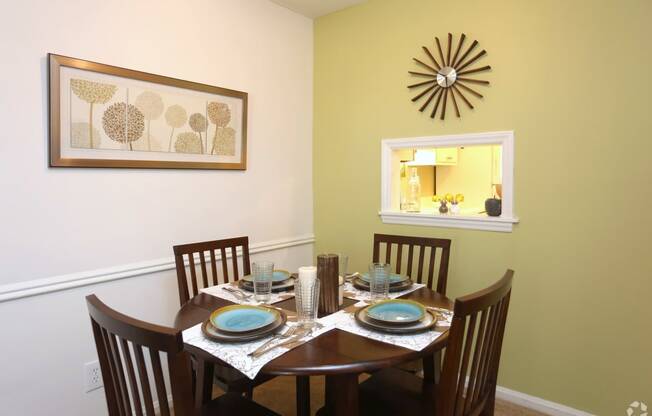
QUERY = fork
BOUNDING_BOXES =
[250,325,317,358]
[248,325,302,357]
[223,287,252,301]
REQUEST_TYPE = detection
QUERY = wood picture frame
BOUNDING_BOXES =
[48,54,247,169]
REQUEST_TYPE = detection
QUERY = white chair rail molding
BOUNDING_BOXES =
[379,131,519,232]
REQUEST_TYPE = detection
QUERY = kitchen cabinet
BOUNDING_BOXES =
[436,147,458,165]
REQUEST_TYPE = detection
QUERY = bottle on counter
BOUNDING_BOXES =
[405,167,421,212]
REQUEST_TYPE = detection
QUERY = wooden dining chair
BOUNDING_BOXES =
[173,236,252,306]
[86,294,279,416]
[173,237,275,399]
[358,269,514,416]
[373,233,452,377]
[372,233,451,294]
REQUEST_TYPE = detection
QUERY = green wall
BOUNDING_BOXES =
[313,0,652,414]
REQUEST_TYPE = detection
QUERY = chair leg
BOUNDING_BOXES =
[243,385,254,400]
[422,351,441,384]
[481,385,497,416]
[296,376,310,416]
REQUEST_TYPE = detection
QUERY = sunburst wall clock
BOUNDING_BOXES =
[408,33,491,120]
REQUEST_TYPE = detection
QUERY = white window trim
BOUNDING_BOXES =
[379,130,519,232]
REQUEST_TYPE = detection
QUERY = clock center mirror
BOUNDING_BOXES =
[436,66,457,88]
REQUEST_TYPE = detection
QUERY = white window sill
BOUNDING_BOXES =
[378,210,519,232]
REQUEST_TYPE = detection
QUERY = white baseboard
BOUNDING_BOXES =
[496,385,594,416]
[0,234,315,303]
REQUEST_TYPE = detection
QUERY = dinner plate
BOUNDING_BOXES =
[241,270,290,284]
[209,305,279,334]
[352,277,413,293]
[366,299,425,325]
[238,277,295,293]
[201,309,286,342]
[359,272,409,284]
[355,307,437,334]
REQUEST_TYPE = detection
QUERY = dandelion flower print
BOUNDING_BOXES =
[207,102,233,154]
[102,102,145,150]
[174,132,202,154]
[165,105,187,152]
[207,102,231,127]
[214,127,236,156]
[134,91,164,151]
[71,122,101,149]
[70,78,117,149]
[189,113,208,153]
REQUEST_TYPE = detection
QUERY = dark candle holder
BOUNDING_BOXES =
[317,254,339,315]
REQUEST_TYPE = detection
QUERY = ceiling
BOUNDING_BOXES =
[269,0,366,18]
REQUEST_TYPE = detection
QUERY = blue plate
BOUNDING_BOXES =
[366,300,425,325]
[360,272,409,284]
[242,270,290,284]
[209,305,279,334]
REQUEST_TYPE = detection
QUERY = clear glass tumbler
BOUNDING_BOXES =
[295,277,320,326]
[337,254,349,278]
[368,262,391,302]
[252,261,274,303]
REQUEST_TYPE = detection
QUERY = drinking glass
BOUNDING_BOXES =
[368,262,391,302]
[336,254,349,278]
[295,277,320,326]
[252,261,274,303]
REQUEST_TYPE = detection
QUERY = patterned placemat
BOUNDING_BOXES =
[183,319,335,380]
[200,282,294,305]
[318,304,451,351]
[342,281,425,302]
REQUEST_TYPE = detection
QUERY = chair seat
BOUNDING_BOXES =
[359,367,437,416]
[202,393,281,416]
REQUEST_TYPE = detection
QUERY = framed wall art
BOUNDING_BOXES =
[48,54,247,170]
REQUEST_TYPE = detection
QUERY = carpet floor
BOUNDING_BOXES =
[215,375,548,416]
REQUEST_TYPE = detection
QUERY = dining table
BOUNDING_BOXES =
[174,285,453,416]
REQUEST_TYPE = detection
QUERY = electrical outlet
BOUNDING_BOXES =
[84,361,103,392]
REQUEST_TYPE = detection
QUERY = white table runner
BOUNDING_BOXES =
[200,282,294,305]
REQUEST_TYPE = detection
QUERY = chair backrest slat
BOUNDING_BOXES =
[209,250,218,286]
[372,234,451,294]
[119,338,143,416]
[406,245,414,278]
[86,295,194,416]
[187,253,198,298]
[221,247,229,282]
[173,236,251,305]
[395,244,403,273]
[454,313,476,415]
[437,269,514,416]
[150,350,170,416]
[416,245,425,284]
[133,344,156,416]
[199,251,209,288]
[108,331,132,415]
[231,246,239,279]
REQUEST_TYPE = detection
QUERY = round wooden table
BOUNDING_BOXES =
[175,287,453,416]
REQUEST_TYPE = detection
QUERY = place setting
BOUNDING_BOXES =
[184,263,335,379]
[342,262,426,302]
[200,261,296,305]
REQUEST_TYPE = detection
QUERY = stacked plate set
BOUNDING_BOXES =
[351,272,414,292]
[354,299,438,334]
[202,304,287,342]
[237,270,295,293]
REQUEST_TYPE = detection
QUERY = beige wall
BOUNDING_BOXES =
[314,0,652,414]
